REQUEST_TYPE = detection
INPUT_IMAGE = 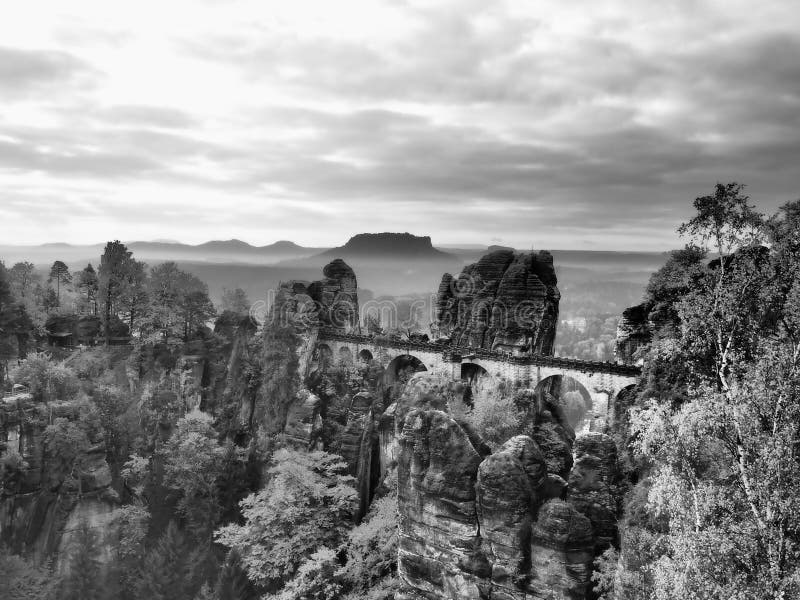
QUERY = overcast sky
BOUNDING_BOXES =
[0,0,798,250]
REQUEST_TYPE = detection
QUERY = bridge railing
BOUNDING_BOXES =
[316,328,641,377]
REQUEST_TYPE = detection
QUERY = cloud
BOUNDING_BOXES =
[0,46,96,96]
[0,0,798,249]
[96,105,199,129]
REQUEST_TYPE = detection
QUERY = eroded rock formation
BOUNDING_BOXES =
[396,373,618,600]
[273,258,359,333]
[615,304,652,364]
[435,249,560,355]
[0,395,117,565]
[567,433,621,553]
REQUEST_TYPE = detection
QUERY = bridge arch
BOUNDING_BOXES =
[608,383,637,428]
[384,354,428,385]
[338,346,354,367]
[316,343,333,371]
[461,362,489,384]
[358,349,374,364]
[615,383,637,403]
[534,374,593,433]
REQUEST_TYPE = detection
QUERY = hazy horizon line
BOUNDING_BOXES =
[0,237,675,254]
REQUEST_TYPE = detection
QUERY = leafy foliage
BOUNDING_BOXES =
[451,381,526,450]
[11,353,80,402]
[215,448,356,591]
[162,412,228,537]
[0,549,55,600]
[337,491,399,595]
[610,189,800,599]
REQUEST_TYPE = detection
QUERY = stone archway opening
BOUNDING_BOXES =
[358,349,374,364]
[460,362,488,384]
[384,354,428,385]
[338,346,354,367]
[316,344,333,371]
[460,363,490,407]
[610,383,637,429]
[534,374,593,433]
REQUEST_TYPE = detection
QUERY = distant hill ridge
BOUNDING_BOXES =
[192,239,307,252]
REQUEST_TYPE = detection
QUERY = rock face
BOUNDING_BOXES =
[615,303,652,364]
[435,249,560,355]
[273,259,359,333]
[0,396,117,564]
[396,374,605,600]
[334,391,383,520]
[398,408,488,599]
[284,390,323,450]
[528,500,594,600]
[477,436,545,596]
[567,433,620,552]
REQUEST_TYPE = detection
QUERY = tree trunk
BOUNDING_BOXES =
[105,287,112,345]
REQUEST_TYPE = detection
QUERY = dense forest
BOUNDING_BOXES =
[1,183,800,599]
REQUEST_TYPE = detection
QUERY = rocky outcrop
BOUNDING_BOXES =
[397,408,488,599]
[308,259,359,330]
[615,304,652,364]
[568,433,620,552]
[396,374,609,600]
[320,389,388,521]
[273,259,359,333]
[528,500,594,600]
[284,390,323,450]
[337,392,376,471]
[0,395,117,564]
[435,249,560,355]
[178,354,205,411]
[476,436,545,596]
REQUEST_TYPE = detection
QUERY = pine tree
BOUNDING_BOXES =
[215,549,256,600]
[98,241,134,343]
[60,520,102,600]
[48,260,72,306]
[136,520,196,600]
[78,264,99,315]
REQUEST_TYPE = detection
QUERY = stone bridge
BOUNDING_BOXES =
[313,328,640,431]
